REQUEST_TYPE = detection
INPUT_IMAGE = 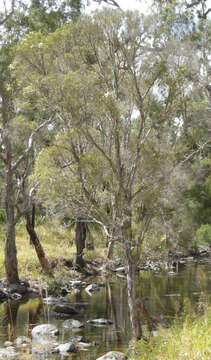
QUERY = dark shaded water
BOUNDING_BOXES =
[0,262,211,359]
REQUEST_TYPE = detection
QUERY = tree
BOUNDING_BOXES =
[14,8,200,338]
[0,0,84,284]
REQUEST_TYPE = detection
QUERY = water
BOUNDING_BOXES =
[0,262,211,359]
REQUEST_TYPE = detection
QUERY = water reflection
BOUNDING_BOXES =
[0,263,210,359]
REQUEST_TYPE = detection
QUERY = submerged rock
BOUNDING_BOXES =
[96,351,127,360]
[32,324,59,339]
[54,304,78,315]
[63,319,84,329]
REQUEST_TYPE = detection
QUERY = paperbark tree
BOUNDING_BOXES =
[14,8,198,338]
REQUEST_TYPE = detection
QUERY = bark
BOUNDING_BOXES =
[25,211,50,270]
[3,87,19,285]
[107,240,114,259]
[122,203,142,340]
[75,220,86,268]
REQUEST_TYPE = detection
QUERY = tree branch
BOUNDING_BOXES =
[0,0,15,25]
[12,112,56,172]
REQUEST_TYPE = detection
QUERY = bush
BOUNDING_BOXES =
[194,224,211,246]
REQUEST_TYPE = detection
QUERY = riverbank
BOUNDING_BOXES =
[129,304,211,360]
[0,222,210,293]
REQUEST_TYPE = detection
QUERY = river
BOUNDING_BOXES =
[0,261,210,359]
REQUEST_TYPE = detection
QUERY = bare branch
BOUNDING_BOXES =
[93,0,122,10]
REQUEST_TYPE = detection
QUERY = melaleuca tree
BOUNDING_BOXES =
[13,8,200,338]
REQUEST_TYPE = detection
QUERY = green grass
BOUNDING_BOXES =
[0,221,107,283]
[130,306,211,360]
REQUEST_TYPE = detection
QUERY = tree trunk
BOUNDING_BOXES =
[25,211,50,270]
[122,203,142,340]
[75,220,86,268]
[107,240,114,259]
[4,143,19,285]
[126,260,142,340]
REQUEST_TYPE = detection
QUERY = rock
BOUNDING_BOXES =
[115,267,126,273]
[87,318,113,325]
[3,343,12,348]
[54,305,78,315]
[61,288,70,296]
[32,324,59,338]
[53,342,77,354]
[62,319,84,329]
[8,283,28,295]
[9,293,22,300]
[0,290,8,303]
[0,347,18,359]
[14,336,31,347]
[86,284,100,292]
[72,336,90,343]
[43,297,69,305]
[96,351,127,360]
[69,280,86,288]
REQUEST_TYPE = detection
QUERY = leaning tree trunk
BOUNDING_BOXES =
[25,211,50,270]
[75,220,86,268]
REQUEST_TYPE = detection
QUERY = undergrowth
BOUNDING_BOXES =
[129,303,211,360]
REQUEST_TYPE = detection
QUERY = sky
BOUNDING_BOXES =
[86,0,151,14]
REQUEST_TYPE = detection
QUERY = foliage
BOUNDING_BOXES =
[194,224,211,246]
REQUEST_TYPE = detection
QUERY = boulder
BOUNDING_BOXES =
[54,305,78,315]
[96,351,127,360]
[31,324,59,339]
[53,342,77,354]
[62,319,84,329]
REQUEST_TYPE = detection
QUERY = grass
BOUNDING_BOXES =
[0,220,107,284]
[130,305,211,360]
